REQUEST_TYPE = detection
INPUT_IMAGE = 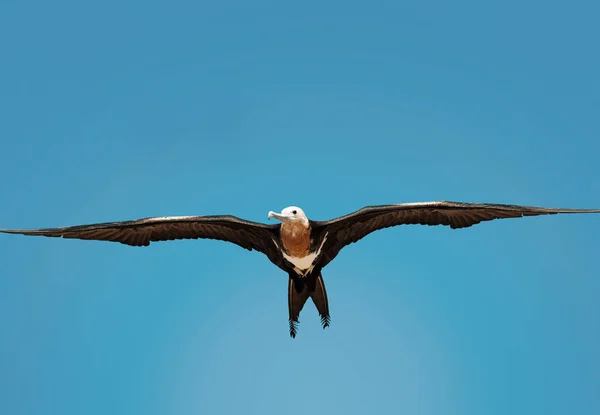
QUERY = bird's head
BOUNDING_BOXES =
[268,206,309,227]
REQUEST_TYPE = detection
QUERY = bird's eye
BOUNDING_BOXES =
[292,210,297,215]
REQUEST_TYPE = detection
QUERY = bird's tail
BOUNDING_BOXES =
[288,274,331,338]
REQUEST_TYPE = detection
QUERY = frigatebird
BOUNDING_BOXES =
[1,201,599,337]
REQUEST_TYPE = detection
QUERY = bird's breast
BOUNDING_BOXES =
[280,222,311,257]
[278,223,328,277]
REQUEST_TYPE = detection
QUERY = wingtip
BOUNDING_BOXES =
[0,229,21,234]
[0,229,41,236]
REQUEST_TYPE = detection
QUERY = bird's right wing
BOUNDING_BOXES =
[0,215,287,269]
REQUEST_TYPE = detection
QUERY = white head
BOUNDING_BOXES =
[267,206,309,226]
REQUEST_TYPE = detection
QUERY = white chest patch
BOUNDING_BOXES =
[272,232,328,277]
[283,251,319,271]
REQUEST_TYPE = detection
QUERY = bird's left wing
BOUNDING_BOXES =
[0,215,287,269]
[310,201,600,267]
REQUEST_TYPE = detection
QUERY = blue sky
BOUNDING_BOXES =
[1,1,599,414]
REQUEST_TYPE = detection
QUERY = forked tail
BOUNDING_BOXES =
[288,274,331,338]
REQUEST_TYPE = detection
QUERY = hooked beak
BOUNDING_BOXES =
[268,211,291,222]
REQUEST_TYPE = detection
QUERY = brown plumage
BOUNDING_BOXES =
[2,200,599,338]
[308,201,600,268]
[0,215,287,272]
[280,221,311,257]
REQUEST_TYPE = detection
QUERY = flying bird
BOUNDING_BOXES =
[1,201,599,337]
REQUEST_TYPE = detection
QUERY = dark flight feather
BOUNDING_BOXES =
[0,215,288,271]
[310,201,600,267]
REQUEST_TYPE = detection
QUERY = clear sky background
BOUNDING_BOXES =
[1,1,599,414]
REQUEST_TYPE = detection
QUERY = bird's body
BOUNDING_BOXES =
[279,219,314,271]
[2,200,599,338]
[277,215,329,279]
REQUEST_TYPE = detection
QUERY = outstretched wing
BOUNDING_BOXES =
[0,215,287,269]
[311,201,600,267]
